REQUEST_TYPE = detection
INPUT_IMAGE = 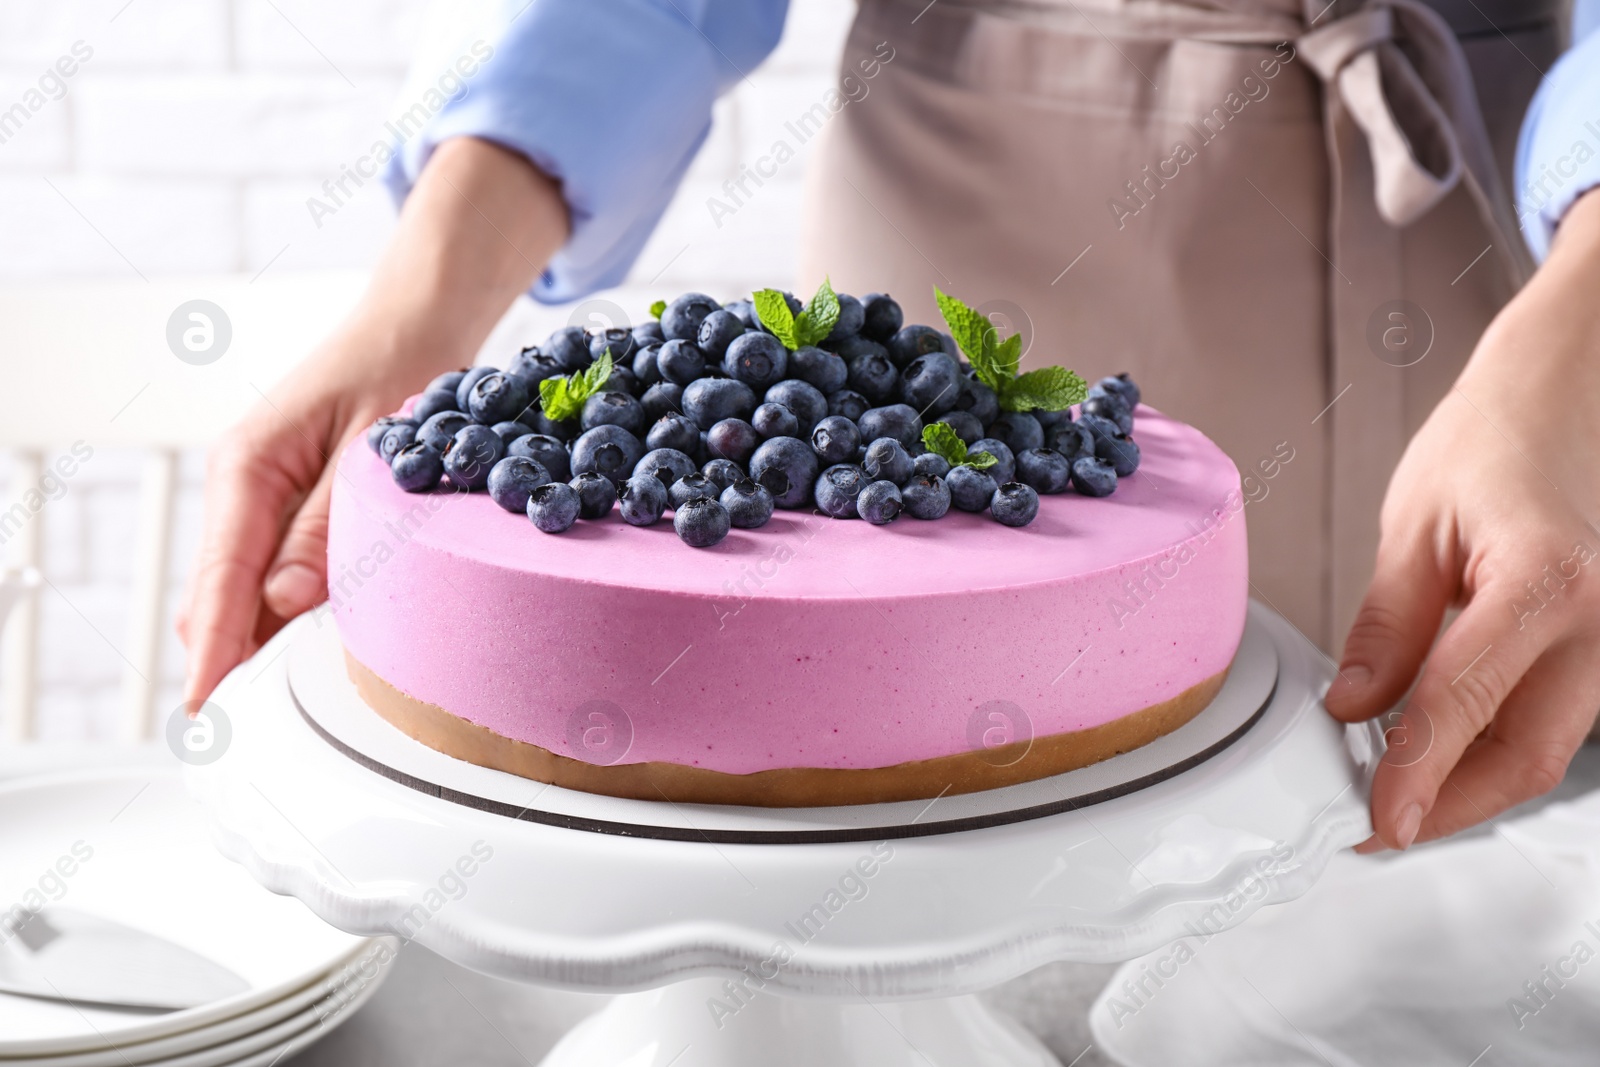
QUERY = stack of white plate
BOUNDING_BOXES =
[0,769,395,1066]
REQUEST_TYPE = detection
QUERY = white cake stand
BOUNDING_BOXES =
[188,602,1381,1066]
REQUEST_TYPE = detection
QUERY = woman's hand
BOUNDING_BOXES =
[178,137,568,705]
[1326,190,1600,850]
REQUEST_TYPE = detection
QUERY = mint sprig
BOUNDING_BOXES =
[934,288,1087,413]
[648,299,666,319]
[754,279,840,351]
[921,422,997,470]
[539,351,613,422]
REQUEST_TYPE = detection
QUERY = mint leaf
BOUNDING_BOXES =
[649,299,666,319]
[921,422,968,466]
[992,333,1023,380]
[1001,366,1087,413]
[540,351,614,422]
[935,288,995,365]
[794,277,840,348]
[921,422,999,470]
[753,289,799,350]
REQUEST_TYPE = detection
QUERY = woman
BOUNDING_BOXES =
[180,0,1600,854]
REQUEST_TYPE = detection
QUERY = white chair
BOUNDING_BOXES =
[0,271,370,743]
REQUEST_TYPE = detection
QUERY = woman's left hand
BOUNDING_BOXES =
[1325,190,1600,850]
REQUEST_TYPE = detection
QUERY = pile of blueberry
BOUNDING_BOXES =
[365,285,1143,548]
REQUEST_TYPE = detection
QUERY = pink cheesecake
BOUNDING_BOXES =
[326,405,1247,806]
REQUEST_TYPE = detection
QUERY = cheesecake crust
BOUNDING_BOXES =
[344,651,1228,808]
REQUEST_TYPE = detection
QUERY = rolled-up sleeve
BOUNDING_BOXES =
[384,0,788,303]
[1515,2,1600,261]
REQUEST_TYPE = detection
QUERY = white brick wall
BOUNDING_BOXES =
[2,0,856,740]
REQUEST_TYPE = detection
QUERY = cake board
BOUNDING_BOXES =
[188,601,1383,1066]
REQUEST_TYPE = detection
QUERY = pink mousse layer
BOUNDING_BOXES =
[327,406,1247,774]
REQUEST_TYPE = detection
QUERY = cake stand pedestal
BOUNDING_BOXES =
[188,604,1382,1066]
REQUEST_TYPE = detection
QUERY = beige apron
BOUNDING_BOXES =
[798,0,1566,651]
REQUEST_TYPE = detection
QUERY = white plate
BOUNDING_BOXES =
[0,770,375,1056]
[287,607,1278,840]
[0,939,396,1067]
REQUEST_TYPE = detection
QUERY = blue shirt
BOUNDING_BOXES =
[385,0,1600,300]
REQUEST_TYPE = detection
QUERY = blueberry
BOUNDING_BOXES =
[789,346,849,393]
[645,413,700,454]
[379,423,418,463]
[810,415,861,465]
[411,389,460,425]
[723,298,757,329]
[857,480,903,524]
[682,377,756,430]
[508,433,571,482]
[527,481,581,532]
[632,320,665,348]
[991,482,1040,526]
[749,402,798,440]
[857,404,923,449]
[1082,391,1133,434]
[913,451,950,479]
[900,351,962,417]
[487,456,551,512]
[569,424,645,482]
[631,344,663,388]
[417,410,471,452]
[618,474,668,526]
[947,465,999,512]
[669,472,719,510]
[581,390,646,436]
[635,447,697,491]
[952,379,1000,426]
[1046,422,1095,463]
[543,326,592,371]
[886,324,948,368]
[936,411,984,445]
[368,415,415,453]
[606,365,639,397]
[847,351,899,403]
[443,424,505,490]
[696,309,746,359]
[674,497,731,547]
[720,479,774,528]
[1016,448,1072,494]
[425,370,468,395]
[640,382,685,423]
[1071,456,1118,497]
[863,438,915,485]
[706,418,759,464]
[507,348,563,387]
[824,293,866,343]
[966,438,1015,484]
[724,332,789,389]
[1034,408,1073,433]
[656,339,707,385]
[661,292,720,342]
[570,470,618,519]
[988,411,1045,455]
[391,443,444,493]
[826,389,871,423]
[1096,432,1141,476]
[749,436,819,508]
[815,464,868,518]
[762,379,828,433]
[859,293,904,342]
[490,420,529,447]
[1077,413,1122,448]
[701,457,744,492]
[901,473,951,519]
[530,411,579,442]
[589,327,636,365]
[454,366,498,411]
[1097,372,1141,408]
[463,372,527,426]
[829,335,889,363]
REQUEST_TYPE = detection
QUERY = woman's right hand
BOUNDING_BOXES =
[178,137,569,706]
